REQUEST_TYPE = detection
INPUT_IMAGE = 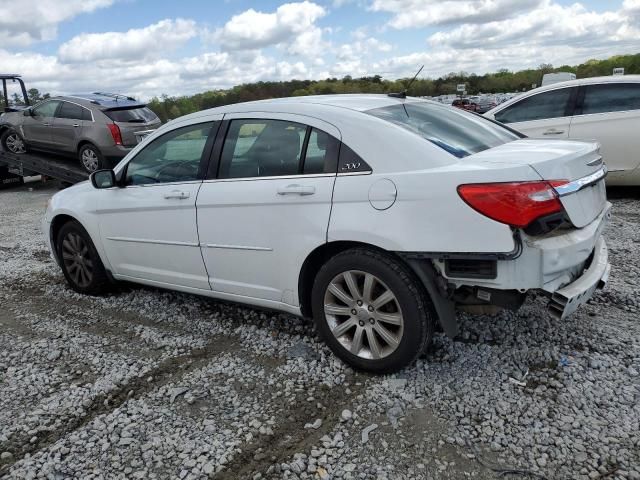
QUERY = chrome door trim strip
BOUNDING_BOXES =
[554,165,607,197]
[205,243,273,251]
[106,236,200,247]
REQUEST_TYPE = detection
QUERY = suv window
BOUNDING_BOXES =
[125,122,213,186]
[32,100,61,118]
[219,119,307,179]
[579,83,640,115]
[367,102,519,159]
[105,107,158,123]
[494,87,575,124]
[56,102,84,120]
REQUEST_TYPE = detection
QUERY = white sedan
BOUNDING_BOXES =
[43,95,611,373]
[485,75,640,186]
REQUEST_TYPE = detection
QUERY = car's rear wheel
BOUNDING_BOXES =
[1,129,27,154]
[56,221,110,295]
[312,248,435,373]
[78,143,105,173]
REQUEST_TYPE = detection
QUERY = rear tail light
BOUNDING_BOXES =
[457,181,567,228]
[107,123,122,146]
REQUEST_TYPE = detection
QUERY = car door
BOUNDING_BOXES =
[492,87,577,138]
[196,113,340,306]
[50,101,88,152]
[21,100,61,147]
[94,119,220,289]
[569,82,640,182]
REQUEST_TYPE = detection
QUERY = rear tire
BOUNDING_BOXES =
[311,248,435,373]
[1,129,27,154]
[78,143,105,173]
[56,221,110,295]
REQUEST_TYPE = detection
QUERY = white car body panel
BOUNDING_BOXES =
[42,94,611,325]
[485,75,640,185]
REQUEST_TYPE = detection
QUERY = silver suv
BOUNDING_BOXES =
[0,93,161,172]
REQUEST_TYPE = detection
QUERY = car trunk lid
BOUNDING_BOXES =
[469,139,607,228]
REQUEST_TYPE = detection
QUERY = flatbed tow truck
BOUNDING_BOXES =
[1,74,88,188]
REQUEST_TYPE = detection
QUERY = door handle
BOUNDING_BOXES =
[164,190,190,199]
[72,124,80,128]
[543,128,565,135]
[43,123,50,126]
[277,184,316,196]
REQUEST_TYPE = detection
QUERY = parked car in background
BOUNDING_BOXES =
[475,97,498,113]
[0,93,161,173]
[485,75,640,185]
[452,98,478,112]
[43,94,610,373]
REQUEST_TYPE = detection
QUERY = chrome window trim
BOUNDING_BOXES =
[203,173,336,183]
[554,165,607,197]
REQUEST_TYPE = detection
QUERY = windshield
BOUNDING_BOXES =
[104,106,158,123]
[367,102,520,158]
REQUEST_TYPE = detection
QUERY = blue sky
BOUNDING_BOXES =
[0,0,637,99]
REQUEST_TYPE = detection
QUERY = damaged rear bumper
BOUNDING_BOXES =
[547,237,610,319]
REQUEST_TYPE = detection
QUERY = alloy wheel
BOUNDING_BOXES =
[5,133,26,153]
[323,270,404,360]
[61,232,94,288]
[81,149,99,172]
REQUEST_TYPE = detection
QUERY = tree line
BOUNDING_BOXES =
[3,53,638,121]
[147,53,640,122]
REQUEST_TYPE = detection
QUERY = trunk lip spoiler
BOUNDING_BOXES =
[553,164,607,197]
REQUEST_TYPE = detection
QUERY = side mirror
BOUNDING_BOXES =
[90,169,117,189]
[23,108,32,117]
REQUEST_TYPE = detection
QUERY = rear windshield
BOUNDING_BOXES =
[367,102,520,158]
[104,106,158,123]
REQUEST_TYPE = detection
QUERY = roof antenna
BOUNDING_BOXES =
[388,65,424,99]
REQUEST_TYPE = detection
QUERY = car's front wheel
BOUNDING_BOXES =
[78,143,105,173]
[1,129,27,154]
[312,248,435,373]
[56,221,110,295]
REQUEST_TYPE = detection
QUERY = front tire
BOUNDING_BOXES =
[78,143,105,173]
[56,221,110,295]
[311,248,435,373]
[1,129,27,154]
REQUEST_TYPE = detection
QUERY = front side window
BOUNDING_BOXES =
[367,102,519,159]
[494,88,575,124]
[219,119,307,179]
[579,83,640,115]
[125,122,213,186]
[32,100,61,118]
[56,102,83,120]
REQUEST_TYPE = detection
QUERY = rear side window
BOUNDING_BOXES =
[579,83,640,115]
[56,102,83,120]
[494,88,575,124]
[104,107,158,123]
[367,102,519,159]
[303,128,340,174]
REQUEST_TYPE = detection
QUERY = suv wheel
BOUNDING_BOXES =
[56,221,110,295]
[1,129,27,154]
[79,144,105,173]
[311,248,435,373]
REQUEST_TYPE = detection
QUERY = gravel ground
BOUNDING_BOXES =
[0,181,639,480]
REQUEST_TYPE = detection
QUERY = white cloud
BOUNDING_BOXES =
[428,1,640,51]
[370,0,543,28]
[0,0,115,47]
[213,1,326,51]
[58,19,197,63]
